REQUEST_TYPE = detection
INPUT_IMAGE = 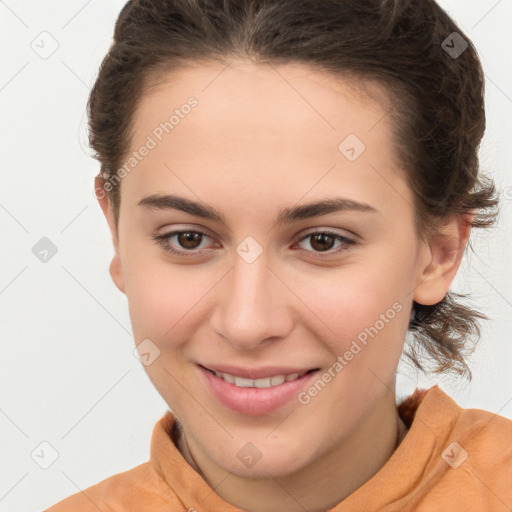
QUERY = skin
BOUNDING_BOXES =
[97,59,471,512]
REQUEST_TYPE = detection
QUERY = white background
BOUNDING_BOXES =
[0,1,511,510]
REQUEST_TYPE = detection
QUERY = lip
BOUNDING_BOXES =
[197,363,318,379]
[197,364,320,416]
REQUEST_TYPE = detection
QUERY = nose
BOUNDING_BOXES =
[209,249,294,351]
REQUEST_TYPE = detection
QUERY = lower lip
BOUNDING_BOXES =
[198,365,319,416]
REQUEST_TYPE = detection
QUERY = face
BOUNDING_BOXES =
[99,60,455,479]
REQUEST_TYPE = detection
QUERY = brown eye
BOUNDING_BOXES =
[152,230,215,257]
[295,230,357,256]
[309,233,336,252]
[176,231,203,249]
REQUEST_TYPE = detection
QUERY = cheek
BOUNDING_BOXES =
[124,256,216,344]
[309,270,408,406]
[297,270,410,391]
[297,262,406,341]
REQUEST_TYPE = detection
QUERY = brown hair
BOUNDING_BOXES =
[88,0,499,379]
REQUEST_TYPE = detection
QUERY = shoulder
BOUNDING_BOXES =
[451,400,512,467]
[402,385,512,452]
[404,386,512,510]
[422,386,512,469]
[44,461,181,511]
[430,405,512,510]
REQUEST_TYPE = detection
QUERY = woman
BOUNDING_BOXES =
[47,0,511,510]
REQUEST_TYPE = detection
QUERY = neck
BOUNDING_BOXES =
[174,394,408,512]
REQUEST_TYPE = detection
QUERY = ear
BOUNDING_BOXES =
[95,176,126,295]
[413,213,473,306]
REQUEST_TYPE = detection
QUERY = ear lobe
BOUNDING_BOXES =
[109,254,126,294]
[413,213,473,306]
[95,176,126,295]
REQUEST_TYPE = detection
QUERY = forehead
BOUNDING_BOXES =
[134,59,392,145]
[122,59,412,223]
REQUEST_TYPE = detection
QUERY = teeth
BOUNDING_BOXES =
[221,372,236,384]
[212,369,308,388]
[269,375,285,386]
[254,377,271,388]
[234,376,254,387]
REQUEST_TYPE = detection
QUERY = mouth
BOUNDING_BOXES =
[200,365,319,389]
[197,363,321,416]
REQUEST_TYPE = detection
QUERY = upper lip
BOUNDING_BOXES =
[198,363,319,379]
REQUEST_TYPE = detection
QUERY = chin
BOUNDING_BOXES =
[216,442,312,479]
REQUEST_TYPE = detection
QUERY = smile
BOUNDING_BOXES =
[198,364,321,416]
[203,367,313,388]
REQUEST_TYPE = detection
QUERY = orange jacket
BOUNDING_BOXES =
[46,385,512,511]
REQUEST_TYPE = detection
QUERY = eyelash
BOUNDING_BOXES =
[151,229,357,258]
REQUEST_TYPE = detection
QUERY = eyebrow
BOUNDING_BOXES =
[138,194,378,226]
